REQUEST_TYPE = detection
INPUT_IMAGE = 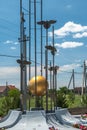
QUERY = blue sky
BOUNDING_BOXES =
[0,0,87,89]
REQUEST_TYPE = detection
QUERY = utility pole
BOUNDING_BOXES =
[18,10,27,110]
[17,0,31,111]
[72,69,75,89]
[82,60,87,94]
[68,69,75,90]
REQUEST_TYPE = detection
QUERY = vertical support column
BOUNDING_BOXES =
[22,33,27,110]
[45,28,48,112]
[52,26,55,111]
[19,0,27,111]
[28,0,31,110]
[40,0,43,76]
[72,69,75,89]
[34,0,37,108]
[29,0,31,81]
[50,61,53,111]
[20,0,23,94]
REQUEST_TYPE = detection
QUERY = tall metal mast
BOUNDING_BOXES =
[40,0,43,76]
[18,0,30,111]
[29,0,31,81]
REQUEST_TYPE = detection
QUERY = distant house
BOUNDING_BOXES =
[0,85,16,97]
[71,87,85,95]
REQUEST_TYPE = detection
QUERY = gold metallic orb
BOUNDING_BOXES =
[29,76,48,96]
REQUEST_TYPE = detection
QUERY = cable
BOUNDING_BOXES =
[0,54,19,58]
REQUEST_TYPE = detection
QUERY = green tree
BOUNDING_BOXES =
[0,96,11,116]
[81,94,87,107]
[56,90,68,108]
[59,86,70,94]
[8,89,20,109]
[67,91,75,106]
[0,89,20,117]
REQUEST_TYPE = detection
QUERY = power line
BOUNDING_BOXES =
[0,54,19,58]
[59,70,82,74]
[0,54,44,66]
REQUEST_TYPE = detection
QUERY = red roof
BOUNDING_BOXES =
[0,86,7,93]
[0,85,16,93]
[8,85,16,89]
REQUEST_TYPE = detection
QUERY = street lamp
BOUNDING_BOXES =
[45,45,57,55]
[37,20,56,112]
[37,20,56,29]
[17,59,31,65]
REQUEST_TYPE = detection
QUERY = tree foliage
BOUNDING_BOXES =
[8,89,20,109]
[67,91,75,105]
[56,91,68,108]
[59,86,70,94]
[81,94,87,107]
[0,89,20,117]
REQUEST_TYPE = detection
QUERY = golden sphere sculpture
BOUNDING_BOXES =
[28,75,48,96]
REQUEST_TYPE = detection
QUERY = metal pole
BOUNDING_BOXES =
[52,26,55,111]
[82,61,85,95]
[45,28,48,112]
[23,33,27,110]
[54,67,57,110]
[41,0,43,76]
[84,61,87,93]
[37,20,56,111]
[28,0,31,111]
[29,0,31,81]
[34,0,37,108]
[40,0,43,108]
[50,61,52,111]
[84,61,87,94]
[20,0,25,111]
[72,69,75,89]
[20,0,23,93]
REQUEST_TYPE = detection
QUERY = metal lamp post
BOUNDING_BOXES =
[46,45,57,111]
[37,20,56,112]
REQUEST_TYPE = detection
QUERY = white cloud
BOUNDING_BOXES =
[59,63,80,71]
[0,65,45,89]
[0,66,19,78]
[55,41,84,49]
[0,66,20,89]
[29,66,45,78]
[49,21,87,38]
[73,32,87,38]
[75,59,81,63]
[14,42,19,45]
[4,40,13,44]
[4,40,19,45]
[10,46,16,50]
[0,65,82,90]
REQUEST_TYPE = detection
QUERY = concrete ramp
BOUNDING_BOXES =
[6,111,49,130]
[47,113,63,127]
[46,113,79,130]
[3,110,80,130]
[0,110,12,123]
[0,110,22,129]
[55,108,80,125]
